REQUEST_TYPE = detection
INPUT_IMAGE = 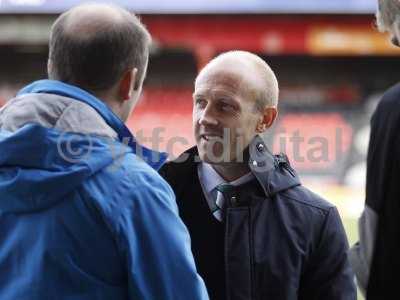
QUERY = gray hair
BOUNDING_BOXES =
[48,3,151,92]
[376,0,400,33]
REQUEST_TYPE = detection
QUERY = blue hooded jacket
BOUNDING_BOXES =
[0,80,208,300]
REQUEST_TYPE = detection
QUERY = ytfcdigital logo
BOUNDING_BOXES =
[55,130,164,171]
[55,126,349,170]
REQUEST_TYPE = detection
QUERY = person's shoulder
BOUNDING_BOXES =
[116,152,173,195]
[369,83,400,129]
[159,146,198,186]
[383,82,400,98]
[80,152,181,247]
[379,82,400,109]
[280,184,335,214]
[278,185,345,242]
[85,151,174,209]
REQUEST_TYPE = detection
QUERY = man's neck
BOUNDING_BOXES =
[96,91,124,121]
[211,162,251,182]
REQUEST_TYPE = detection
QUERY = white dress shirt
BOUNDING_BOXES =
[197,162,254,215]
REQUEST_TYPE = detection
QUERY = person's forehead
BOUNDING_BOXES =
[194,67,255,96]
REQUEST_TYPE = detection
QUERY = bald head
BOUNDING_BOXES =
[60,3,130,39]
[196,51,279,111]
[48,3,151,92]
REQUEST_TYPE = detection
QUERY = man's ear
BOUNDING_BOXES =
[47,59,53,77]
[256,107,278,133]
[119,68,138,101]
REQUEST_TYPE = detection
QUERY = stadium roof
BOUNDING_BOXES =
[0,0,376,14]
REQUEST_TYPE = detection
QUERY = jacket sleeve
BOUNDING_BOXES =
[116,171,209,300]
[348,205,378,296]
[299,207,357,300]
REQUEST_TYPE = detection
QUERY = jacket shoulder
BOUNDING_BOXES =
[108,153,173,198]
[82,152,175,222]
[381,83,400,104]
[159,148,198,189]
[280,185,335,213]
[374,83,400,118]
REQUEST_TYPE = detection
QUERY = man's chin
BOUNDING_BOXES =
[197,149,233,164]
[197,151,213,164]
[200,156,219,165]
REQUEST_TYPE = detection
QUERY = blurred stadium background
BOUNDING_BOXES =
[1,0,398,298]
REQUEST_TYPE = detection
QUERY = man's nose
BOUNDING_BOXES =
[199,105,218,126]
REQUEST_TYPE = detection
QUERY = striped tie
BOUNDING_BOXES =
[212,183,234,222]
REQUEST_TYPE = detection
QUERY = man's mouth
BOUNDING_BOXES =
[200,134,223,141]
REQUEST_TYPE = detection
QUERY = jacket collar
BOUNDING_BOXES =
[17,79,167,170]
[247,135,300,197]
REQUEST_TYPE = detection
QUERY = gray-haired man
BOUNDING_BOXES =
[350,1,400,298]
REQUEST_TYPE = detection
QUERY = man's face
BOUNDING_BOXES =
[376,2,400,47]
[193,68,263,164]
[390,24,400,47]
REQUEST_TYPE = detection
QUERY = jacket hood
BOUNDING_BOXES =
[17,80,168,170]
[247,135,301,197]
[0,124,131,213]
[0,79,167,214]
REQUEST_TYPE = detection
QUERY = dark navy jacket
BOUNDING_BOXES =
[160,136,356,300]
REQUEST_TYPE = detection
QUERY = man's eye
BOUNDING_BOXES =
[220,103,235,112]
[195,98,207,107]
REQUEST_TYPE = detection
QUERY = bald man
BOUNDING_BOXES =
[0,4,208,300]
[160,51,356,299]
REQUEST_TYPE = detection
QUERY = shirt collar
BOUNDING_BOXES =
[199,162,254,193]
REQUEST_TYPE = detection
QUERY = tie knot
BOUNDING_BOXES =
[212,183,235,222]
[216,183,235,194]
